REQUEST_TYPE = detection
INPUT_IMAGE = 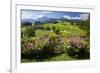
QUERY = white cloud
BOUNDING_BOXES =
[21,11,36,19]
[80,14,89,20]
[64,15,81,20]
[21,10,48,19]
[71,17,82,20]
[33,15,45,20]
[63,15,72,19]
[64,13,89,20]
[41,11,54,14]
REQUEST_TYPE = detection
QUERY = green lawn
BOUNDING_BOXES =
[45,53,75,61]
[21,53,76,63]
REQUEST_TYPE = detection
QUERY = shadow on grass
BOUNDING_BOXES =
[21,50,64,62]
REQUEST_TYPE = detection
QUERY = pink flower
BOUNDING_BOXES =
[27,43,33,49]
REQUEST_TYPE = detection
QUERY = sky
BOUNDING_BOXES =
[21,10,90,20]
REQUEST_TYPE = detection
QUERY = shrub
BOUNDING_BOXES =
[45,26,51,30]
[54,29,60,34]
[21,47,42,60]
[21,26,35,38]
[66,47,90,59]
[65,36,90,59]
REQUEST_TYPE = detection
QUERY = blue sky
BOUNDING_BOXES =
[21,10,90,20]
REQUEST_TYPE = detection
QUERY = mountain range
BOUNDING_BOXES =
[21,16,83,24]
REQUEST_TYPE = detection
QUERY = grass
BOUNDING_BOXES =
[45,53,75,61]
[21,53,76,63]
[34,23,86,38]
[35,30,56,37]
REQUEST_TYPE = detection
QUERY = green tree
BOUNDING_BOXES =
[22,26,35,38]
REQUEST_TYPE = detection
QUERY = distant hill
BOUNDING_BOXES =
[21,16,83,24]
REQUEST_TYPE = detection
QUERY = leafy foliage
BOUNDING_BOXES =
[65,36,90,59]
[21,20,90,62]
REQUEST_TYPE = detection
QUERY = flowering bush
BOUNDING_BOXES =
[65,36,90,59]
